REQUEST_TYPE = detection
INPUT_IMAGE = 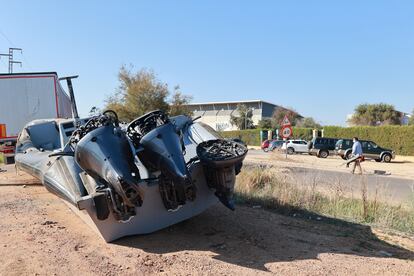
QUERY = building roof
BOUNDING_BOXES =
[183,99,303,119]
[0,72,58,76]
[184,99,278,107]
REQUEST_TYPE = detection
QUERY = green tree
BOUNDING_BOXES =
[271,108,301,129]
[105,66,192,121]
[296,117,321,128]
[169,86,193,117]
[348,103,401,126]
[258,119,272,129]
[230,104,254,130]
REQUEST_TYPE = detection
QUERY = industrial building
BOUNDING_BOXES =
[183,100,291,131]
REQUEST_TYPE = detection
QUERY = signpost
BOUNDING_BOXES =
[280,115,293,158]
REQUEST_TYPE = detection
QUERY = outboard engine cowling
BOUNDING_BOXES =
[139,123,196,210]
[196,139,248,210]
[126,110,196,211]
[75,123,143,221]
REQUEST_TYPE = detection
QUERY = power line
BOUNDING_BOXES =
[0,28,34,71]
[0,28,15,46]
[0,56,6,65]
[0,58,7,71]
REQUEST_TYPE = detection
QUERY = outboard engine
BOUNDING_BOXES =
[127,110,196,211]
[71,111,144,221]
[196,139,248,210]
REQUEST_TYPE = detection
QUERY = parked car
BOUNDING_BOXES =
[261,139,271,151]
[335,139,395,162]
[268,140,285,151]
[308,137,339,158]
[281,139,309,155]
[229,138,247,147]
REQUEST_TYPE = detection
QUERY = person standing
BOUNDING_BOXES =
[348,137,363,174]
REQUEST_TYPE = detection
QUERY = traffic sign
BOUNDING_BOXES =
[281,125,293,139]
[281,115,291,126]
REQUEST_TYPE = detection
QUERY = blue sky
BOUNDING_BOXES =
[0,1,413,125]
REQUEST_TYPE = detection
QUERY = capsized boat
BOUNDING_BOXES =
[15,108,247,242]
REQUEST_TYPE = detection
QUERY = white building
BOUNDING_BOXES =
[183,100,293,131]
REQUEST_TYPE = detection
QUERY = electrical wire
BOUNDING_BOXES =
[0,28,35,71]
[0,58,8,72]
[0,28,15,46]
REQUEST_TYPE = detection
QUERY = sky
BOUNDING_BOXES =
[0,1,413,125]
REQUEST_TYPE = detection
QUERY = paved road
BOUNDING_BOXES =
[245,150,414,204]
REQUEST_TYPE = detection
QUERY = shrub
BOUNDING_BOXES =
[221,129,262,146]
[323,125,414,156]
[221,127,314,145]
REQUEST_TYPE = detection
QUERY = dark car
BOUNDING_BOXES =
[308,137,339,158]
[335,139,395,162]
[230,138,247,147]
[268,140,285,151]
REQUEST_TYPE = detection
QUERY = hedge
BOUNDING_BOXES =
[323,125,414,156]
[221,127,314,146]
[221,129,262,146]
[221,125,414,156]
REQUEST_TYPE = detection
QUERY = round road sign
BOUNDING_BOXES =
[281,126,293,139]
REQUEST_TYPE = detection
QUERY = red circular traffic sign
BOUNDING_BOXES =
[281,126,293,139]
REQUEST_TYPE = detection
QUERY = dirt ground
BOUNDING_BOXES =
[247,149,414,180]
[1,165,414,275]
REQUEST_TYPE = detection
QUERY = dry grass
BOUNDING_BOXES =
[236,166,414,234]
[270,150,303,163]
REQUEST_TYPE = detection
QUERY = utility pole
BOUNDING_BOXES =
[0,47,23,73]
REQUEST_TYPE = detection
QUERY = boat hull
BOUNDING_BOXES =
[17,156,218,242]
[78,164,218,242]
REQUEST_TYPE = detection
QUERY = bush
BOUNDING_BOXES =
[324,125,414,156]
[221,129,262,146]
[221,127,314,146]
[292,127,314,140]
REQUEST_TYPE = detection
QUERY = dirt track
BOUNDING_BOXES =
[1,166,414,275]
[246,150,414,205]
[247,149,414,180]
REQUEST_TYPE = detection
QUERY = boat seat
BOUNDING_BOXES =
[26,121,61,151]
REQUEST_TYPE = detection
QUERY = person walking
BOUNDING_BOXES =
[347,137,363,174]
